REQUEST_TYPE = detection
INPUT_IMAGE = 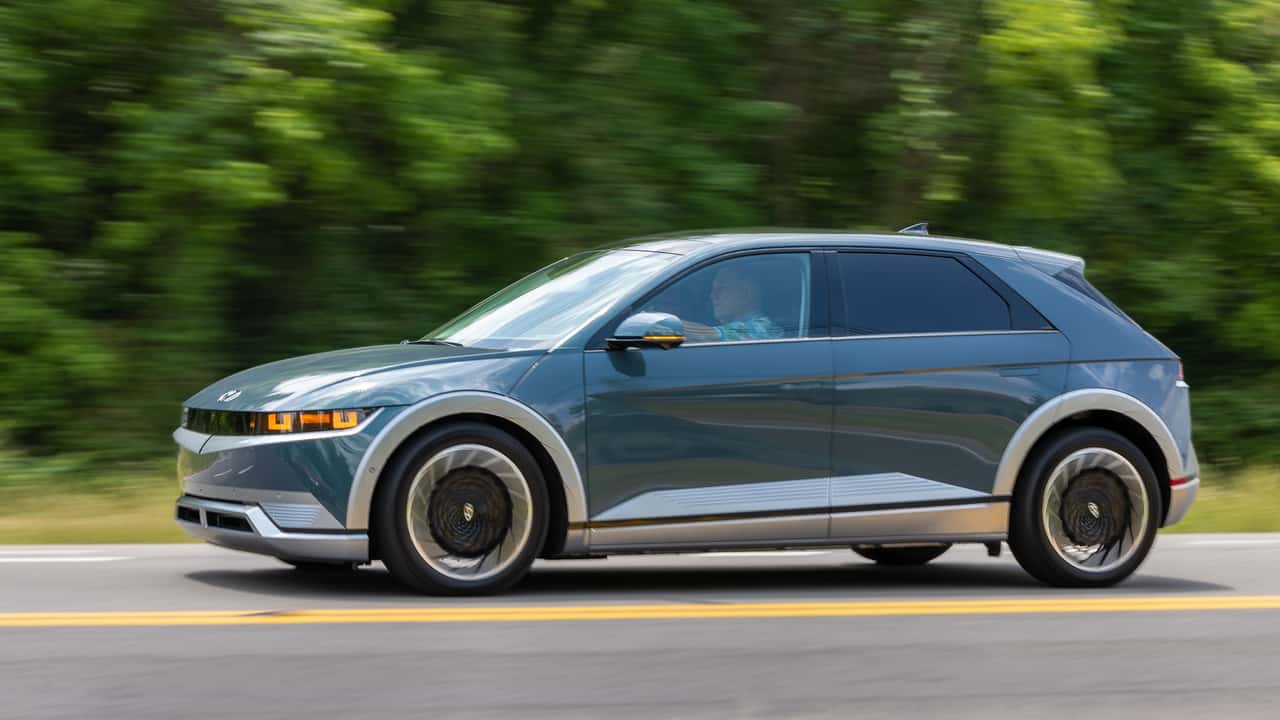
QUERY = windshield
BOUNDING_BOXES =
[426,250,677,349]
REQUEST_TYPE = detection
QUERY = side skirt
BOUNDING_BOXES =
[588,499,1009,553]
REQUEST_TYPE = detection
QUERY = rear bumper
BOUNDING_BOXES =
[1164,443,1200,527]
[175,495,369,563]
[1164,476,1199,527]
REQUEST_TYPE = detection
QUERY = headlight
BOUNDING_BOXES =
[183,408,374,435]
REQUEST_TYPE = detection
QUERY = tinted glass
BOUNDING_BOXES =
[641,253,810,344]
[429,250,676,349]
[1053,268,1136,325]
[838,253,1011,335]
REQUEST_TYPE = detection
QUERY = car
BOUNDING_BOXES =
[174,226,1199,594]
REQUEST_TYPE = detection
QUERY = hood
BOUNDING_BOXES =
[184,344,541,412]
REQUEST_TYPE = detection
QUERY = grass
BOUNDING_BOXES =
[0,458,1276,544]
[1164,466,1280,534]
[0,475,191,544]
[0,451,193,544]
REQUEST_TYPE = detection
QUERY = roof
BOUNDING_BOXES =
[612,229,1023,260]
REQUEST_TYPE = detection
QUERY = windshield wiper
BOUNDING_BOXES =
[400,338,465,347]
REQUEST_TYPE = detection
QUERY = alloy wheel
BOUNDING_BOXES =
[404,443,533,582]
[1041,447,1150,574]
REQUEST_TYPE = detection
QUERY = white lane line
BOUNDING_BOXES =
[1183,539,1280,547]
[698,551,831,558]
[0,556,134,564]
[0,549,119,555]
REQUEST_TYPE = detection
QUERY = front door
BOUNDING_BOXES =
[828,250,1070,539]
[583,251,833,549]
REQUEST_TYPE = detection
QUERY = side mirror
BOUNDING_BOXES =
[607,312,685,350]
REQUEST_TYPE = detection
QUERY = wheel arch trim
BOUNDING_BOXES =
[346,391,588,554]
[992,388,1185,498]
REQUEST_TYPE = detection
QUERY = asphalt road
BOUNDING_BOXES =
[2,534,1280,719]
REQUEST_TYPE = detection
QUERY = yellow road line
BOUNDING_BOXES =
[3,595,1280,627]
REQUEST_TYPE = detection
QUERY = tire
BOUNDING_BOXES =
[1009,427,1162,588]
[374,421,549,595]
[852,544,951,566]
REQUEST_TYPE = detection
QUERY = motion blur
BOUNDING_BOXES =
[1,1,1278,504]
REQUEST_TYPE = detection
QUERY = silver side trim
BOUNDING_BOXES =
[590,514,827,550]
[594,473,986,524]
[593,478,828,522]
[583,330,1059,353]
[992,388,1185,498]
[831,329,1059,342]
[347,391,589,554]
[830,473,987,507]
[175,496,368,563]
[830,502,1008,541]
[584,335,826,352]
[589,503,1006,552]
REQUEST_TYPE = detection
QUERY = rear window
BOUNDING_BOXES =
[1052,268,1136,324]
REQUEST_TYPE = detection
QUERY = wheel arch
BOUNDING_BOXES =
[994,389,1184,520]
[348,391,588,557]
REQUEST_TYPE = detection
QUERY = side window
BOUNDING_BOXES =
[837,252,1011,335]
[641,254,810,344]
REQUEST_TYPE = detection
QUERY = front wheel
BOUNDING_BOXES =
[852,544,950,566]
[374,422,549,595]
[1009,427,1161,588]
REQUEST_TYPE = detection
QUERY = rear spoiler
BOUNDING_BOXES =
[1014,246,1085,276]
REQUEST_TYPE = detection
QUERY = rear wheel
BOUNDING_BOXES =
[374,422,549,595]
[1009,427,1161,587]
[852,544,950,565]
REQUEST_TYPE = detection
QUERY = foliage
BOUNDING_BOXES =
[1,0,1279,472]
[1165,467,1280,533]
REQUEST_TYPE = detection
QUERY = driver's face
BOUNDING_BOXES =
[711,268,758,324]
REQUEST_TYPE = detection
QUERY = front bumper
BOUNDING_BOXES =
[176,495,369,563]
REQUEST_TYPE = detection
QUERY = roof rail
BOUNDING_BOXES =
[898,222,929,236]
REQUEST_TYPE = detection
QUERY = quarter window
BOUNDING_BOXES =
[837,252,1011,335]
[640,253,811,344]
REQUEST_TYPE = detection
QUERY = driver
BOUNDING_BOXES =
[684,264,782,342]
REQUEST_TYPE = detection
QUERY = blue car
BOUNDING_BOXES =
[175,227,1199,594]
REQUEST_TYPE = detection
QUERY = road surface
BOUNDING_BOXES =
[2,534,1279,718]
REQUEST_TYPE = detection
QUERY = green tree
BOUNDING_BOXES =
[2,0,1279,476]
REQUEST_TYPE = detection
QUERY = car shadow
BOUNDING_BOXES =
[517,562,1233,596]
[184,559,1232,601]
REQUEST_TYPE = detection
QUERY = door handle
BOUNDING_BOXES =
[999,366,1040,377]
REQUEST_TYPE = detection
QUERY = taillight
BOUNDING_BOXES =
[1178,362,1185,383]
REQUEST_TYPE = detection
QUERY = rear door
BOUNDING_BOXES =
[829,250,1069,537]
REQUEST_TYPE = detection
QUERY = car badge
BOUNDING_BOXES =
[1087,502,1101,519]
[217,389,242,403]
[462,502,476,523]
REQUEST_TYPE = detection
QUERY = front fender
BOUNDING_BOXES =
[345,391,589,555]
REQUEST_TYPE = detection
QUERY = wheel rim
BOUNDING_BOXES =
[405,444,533,582]
[1042,447,1149,574]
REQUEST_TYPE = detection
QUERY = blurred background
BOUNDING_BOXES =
[1,0,1278,540]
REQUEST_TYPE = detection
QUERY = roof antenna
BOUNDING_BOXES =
[898,222,929,236]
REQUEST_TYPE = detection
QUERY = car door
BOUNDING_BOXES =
[828,250,1070,539]
[583,251,834,549]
